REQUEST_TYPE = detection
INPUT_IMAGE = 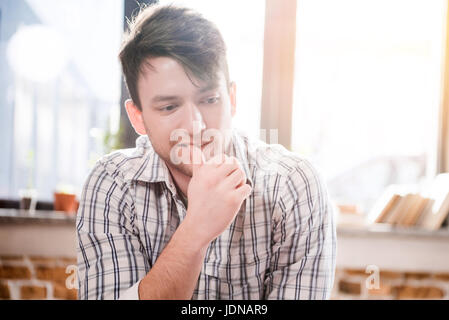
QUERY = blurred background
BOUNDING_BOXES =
[0,0,449,300]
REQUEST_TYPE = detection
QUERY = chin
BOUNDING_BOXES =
[175,163,193,177]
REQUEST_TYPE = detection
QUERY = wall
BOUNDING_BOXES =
[332,267,449,299]
[2,213,449,300]
[332,226,449,299]
[2,254,449,300]
[0,254,77,300]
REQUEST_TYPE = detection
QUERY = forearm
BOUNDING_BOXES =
[137,152,250,299]
[138,217,209,300]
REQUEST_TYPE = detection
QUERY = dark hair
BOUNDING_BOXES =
[119,4,230,110]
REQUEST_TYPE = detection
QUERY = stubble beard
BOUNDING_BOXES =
[151,134,233,179]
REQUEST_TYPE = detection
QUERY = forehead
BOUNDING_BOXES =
[137,57,223,99]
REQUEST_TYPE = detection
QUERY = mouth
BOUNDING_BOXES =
[177,141,212,149]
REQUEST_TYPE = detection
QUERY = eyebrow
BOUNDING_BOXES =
[150,84,219,104]
[151,95,179,103]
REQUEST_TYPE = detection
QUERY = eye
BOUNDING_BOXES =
[160,105,178,112]
[203,96,220,104]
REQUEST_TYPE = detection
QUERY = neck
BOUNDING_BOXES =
[165,164,191,198]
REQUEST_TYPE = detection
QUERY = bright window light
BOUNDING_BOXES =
[292,0,447,212]
[7,25,68,83]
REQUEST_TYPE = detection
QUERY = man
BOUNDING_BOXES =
[76,4,336,300]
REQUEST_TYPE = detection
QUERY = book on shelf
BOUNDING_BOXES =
[417,173,449,230]
[370,173,449,230]
[384,193,416,225]
[396,195,429,226]
[372,193,402,224]
[414,199,435,226]
[367,185,409,224]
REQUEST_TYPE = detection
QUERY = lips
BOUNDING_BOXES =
[178,141,212,148]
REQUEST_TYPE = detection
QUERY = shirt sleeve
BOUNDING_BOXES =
[118,279,141,300]
[76,160,148,300]
[264,159,337,300]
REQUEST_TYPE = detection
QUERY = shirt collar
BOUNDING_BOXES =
[229,129,254,188]
[123,135,175,187]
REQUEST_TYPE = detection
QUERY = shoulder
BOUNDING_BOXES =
[84,135,154,190]
[241,131,324,185]
[239,131,329,211]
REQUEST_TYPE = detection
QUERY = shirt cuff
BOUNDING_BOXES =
[118,279,141,300]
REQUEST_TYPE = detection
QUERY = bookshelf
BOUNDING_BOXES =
[0,208,75,225]
[337,225,449,273]
[338,223,449,240]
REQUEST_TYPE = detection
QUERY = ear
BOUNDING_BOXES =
[125,99,147,135]
[229,81,236,117]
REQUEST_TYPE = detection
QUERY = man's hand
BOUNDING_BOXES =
[183,147,252,248]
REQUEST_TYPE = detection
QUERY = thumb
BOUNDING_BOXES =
[191,145,205,174]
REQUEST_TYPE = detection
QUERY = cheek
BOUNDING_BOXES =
[149,125,175,146]
[218,106,233,128]
[142,113,175,144]
[203,105,233,128]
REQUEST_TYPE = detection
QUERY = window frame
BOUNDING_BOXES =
[438,0,449,174]
[259,0,297,150]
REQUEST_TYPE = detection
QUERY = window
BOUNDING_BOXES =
[292,0,447,212]
[0,0,124,201]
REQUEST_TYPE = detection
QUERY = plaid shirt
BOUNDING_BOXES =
[76,129,336,300]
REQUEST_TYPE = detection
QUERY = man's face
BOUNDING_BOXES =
[126,56,236,177]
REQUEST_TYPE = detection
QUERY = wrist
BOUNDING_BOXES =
[178,215,211,253]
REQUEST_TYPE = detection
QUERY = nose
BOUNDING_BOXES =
[182,102,206,139]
